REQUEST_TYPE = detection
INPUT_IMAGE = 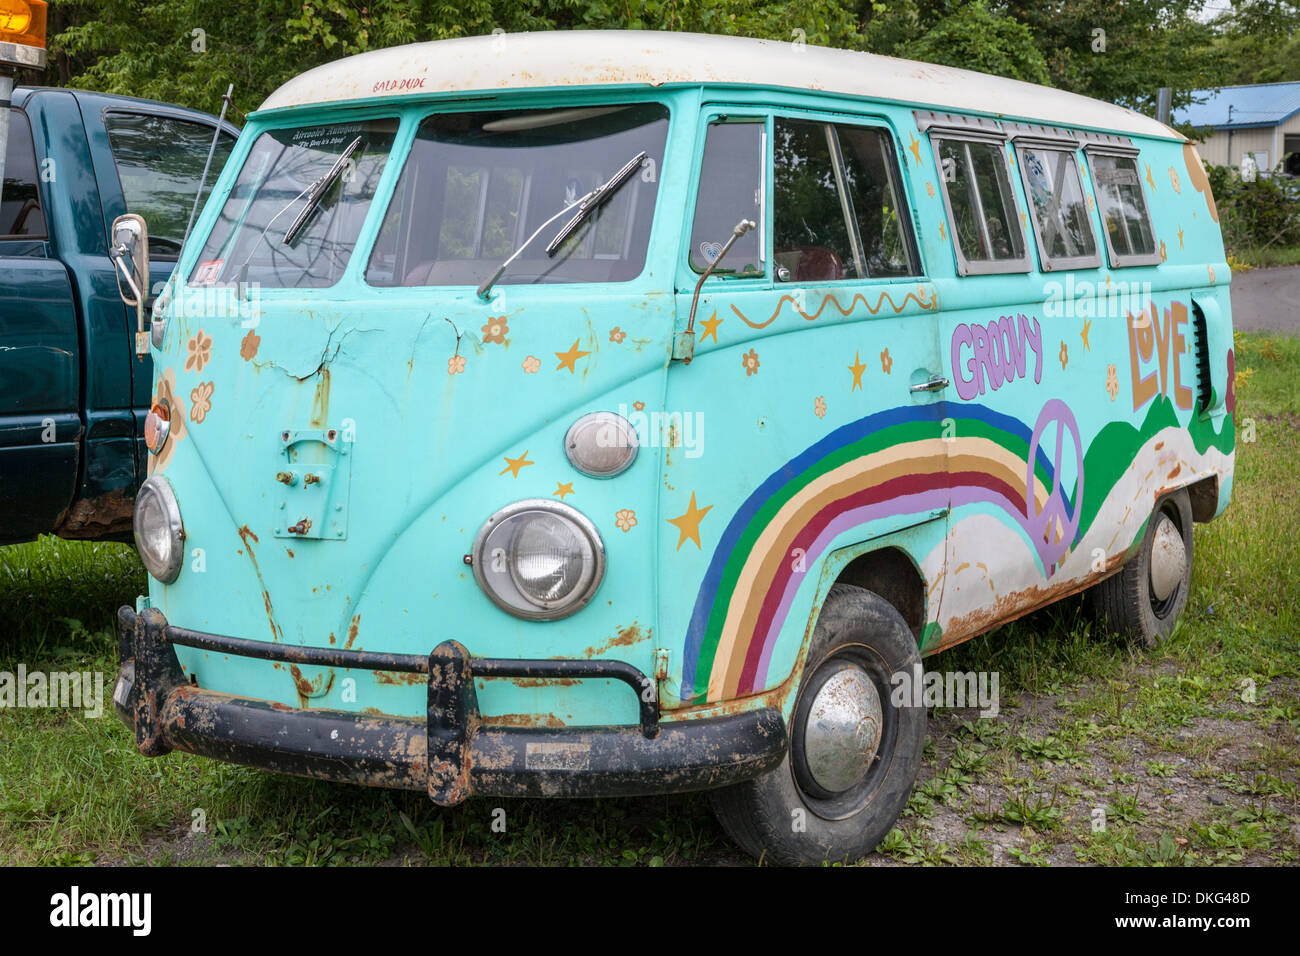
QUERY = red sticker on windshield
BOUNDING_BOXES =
[194,259,224,283]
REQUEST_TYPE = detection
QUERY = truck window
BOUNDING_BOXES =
[688,118,764,276]
[104,112,235,258]
[191,118,397,288]
[0,108,46,239]
[933,136,1029,275]
[1017,146,1099,270]
[1087,151,1159,267]
[366,103,668,288]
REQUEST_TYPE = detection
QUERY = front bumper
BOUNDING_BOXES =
[113,606,788,802]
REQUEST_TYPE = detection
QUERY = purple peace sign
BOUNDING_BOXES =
[1026,398,1084,573]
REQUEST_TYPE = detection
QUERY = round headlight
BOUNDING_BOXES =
[473,500,604,620]
[134,476,184,584]
[564,411,638,478]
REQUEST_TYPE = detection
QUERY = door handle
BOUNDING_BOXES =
[910,375,949,394]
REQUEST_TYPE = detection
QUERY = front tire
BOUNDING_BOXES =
[1090,488,1194,647]
[709,583,926,865]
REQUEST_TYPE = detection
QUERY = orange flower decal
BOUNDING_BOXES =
[190,381,214,424]
[742,348,760,376]
[1105,364,1119,402]
[185,329,212,373]
[880,348,893,374]
[448,355,466,375]
[814,396,827,419]
[609,326,626,344]
[615,509,638,532]
[522,355,541,374]
[147,368,186,476]
[239,328,260,361]
[481,316,508,344]
[633,400,645,411]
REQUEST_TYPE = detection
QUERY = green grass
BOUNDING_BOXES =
[1,333,1297,865]
[1230,244,1300,270]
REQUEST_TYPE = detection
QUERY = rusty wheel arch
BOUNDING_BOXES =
[833,546,926,643]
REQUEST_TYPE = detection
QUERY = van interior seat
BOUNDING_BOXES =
[776,246,846,282]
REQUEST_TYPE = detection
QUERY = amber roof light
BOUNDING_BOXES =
[0,0,48,70]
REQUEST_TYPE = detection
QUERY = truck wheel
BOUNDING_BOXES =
[709,583,925,865]
[1090,488,1193,647]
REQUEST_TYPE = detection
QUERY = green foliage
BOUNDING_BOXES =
[1206,162,1300,252]
[38,0,1255,122]
[899,1,1050,85]
[1211,0,1300,84]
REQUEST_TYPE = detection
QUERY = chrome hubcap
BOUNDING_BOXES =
[802,666,883,793]
[1149,514,1186,602]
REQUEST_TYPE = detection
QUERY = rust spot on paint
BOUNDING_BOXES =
[287,518,312,535]
[238,524,282,642]
[345,614,361,650]
[287,664,334,708]
[1167,464,1181,479]
[286,548,295,558]
[328,631,336,645]
[376,669,424,686]
[310,367,331,428]
[582,623,647,658]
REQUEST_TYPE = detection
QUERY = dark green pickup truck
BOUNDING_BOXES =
[0,87,236,544]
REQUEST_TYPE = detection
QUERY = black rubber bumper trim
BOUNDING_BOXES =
[114,606,789,802]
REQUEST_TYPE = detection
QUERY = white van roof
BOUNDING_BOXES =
[259,30,1178,141]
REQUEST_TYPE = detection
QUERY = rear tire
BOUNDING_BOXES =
[710,583,926,865]
[1090,489,1193,647]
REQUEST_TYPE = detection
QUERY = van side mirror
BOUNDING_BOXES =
[110,214,151,357]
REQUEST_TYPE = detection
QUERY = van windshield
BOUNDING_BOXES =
[189,118,397,288]
[365,103,669,288]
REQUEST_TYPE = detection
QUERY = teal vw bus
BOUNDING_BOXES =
[111,31,1235,864]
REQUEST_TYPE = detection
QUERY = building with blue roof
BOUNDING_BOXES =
[1175,81,1300,175]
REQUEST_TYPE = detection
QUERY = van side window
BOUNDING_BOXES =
[1017,146,1099,270]
[933,136,1029,275]
[1087,152,1159,267]
[773,119,919,281]
[836,124,919,278]
[0,109,46,239]
[689,119,764,275]
[104,112,236,258]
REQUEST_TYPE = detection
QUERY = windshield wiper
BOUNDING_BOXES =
[476,150,647,300]
[281,136,363,246]
[544,151,647,256]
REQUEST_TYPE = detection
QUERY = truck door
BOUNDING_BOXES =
[0,105,80,544]
[83,103,235,519]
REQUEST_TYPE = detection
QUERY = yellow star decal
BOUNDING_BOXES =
[500,450,534,478]
[667,492,713,551]
[1145,163,1155,190]
[939,220,946,240]
[1080,318,1091,352]
[555,339,591,373]
[698,310,723,345]
[908,132,922,165]
[554,481,574,499]
[848,351,867,391]
[1177,225,1185,249]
